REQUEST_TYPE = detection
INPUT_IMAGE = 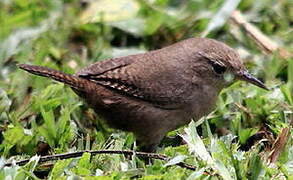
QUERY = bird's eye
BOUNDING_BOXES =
[208,60,227,74]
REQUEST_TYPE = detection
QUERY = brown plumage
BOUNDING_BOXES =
[18,38,268,152]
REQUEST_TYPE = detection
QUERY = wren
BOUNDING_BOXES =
[18,38,268,152]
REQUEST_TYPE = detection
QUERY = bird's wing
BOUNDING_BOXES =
[76,55,136,77]
[76,52,190,109]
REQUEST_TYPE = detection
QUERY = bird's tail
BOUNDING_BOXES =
[18,64,91,90]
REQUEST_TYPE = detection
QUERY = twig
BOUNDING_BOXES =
[4,150,202,172]
[230,10,291,59]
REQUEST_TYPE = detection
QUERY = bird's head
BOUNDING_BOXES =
[190,38,268,91]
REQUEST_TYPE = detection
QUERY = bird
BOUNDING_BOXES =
[18,37,268,152]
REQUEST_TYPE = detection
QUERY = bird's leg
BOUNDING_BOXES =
[160,135,183,147]
[136,133,165,153]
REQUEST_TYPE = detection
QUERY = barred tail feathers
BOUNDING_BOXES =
[17,64,89,90]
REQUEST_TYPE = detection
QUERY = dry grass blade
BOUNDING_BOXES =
[230,10,292,59]
[268,127,290,164]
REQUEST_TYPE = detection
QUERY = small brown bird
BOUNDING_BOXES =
[18,38,268,152]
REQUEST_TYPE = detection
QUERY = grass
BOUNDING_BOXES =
[0,0,292,179]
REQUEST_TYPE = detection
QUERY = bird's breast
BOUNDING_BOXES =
[188,84,219,120]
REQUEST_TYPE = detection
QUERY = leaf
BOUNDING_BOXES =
[0,126,25,156]
[163,155,186,167]
[181,121,214,165]
[0,88,12,113]
[40,107,57,147]
[1,165,21,180]
[238,128,258,144]
[280,84,293,106]
[0,7,60,62]
[288,57,293,92]
[247,152,263,180]
[0,88,12,124]
[186,168,206,180]
[77,152,91,169]
[49,159,73,179]
[202,0,242,36]
[181,121,233,180]
[109,18,145,36]
[80,0,140,23]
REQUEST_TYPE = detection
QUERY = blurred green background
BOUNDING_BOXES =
[0,0,292,179]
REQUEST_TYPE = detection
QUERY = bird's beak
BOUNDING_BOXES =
[237,71,269,90]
